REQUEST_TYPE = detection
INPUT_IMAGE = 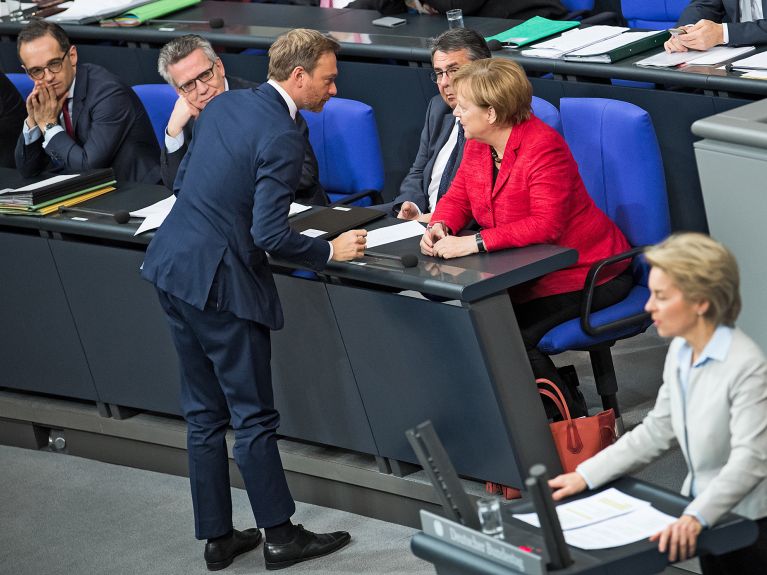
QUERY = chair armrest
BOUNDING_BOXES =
[579,246,649,337]
[329,189,383,207]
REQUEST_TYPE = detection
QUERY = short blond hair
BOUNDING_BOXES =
[645,232,741,327]
[451,59,531,126]
[267,29,340,82]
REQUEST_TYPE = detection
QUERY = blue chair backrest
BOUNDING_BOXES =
[131,84,178,145]
[300,97,384,203]
[6,73,34,100]
[621,0,688,29]
[561,0,594,11]
[531,96,562,135]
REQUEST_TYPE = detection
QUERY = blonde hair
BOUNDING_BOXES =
[645,232,741,327]
[451,59,532,126]
[267,29,340,82]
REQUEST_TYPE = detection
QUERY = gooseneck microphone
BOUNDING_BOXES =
[149,17,225,28]
[364,251,419,268]
[487,39,503,51]
[59,206,131,224]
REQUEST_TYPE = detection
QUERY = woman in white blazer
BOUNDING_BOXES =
[549,233,767,575]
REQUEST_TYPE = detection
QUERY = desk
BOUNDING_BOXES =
[0,170,578,486]
[0,4,760,232]
[412,477,758,575]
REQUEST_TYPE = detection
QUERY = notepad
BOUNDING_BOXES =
[485,16,580,48]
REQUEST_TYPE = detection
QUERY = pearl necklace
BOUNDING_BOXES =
[490,147,503,164]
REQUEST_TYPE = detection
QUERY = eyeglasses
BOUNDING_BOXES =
[24,50,71,80]
[178,63,217,94]
[430,66,461,83]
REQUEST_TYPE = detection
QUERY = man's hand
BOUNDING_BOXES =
[664,35,689,53]
[34,82,65,131]
[678,20,724,51]
[24,88,40,129]
[432,235,476,259]
[331,229,367,261]
[167,96,198,138]
[397,201,420,221]
[548,472,588,501]
[650,515,703,562]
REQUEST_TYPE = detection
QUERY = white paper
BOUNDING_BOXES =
[289,202,311,217]
[636,45,755,67]
[729,50,767,71]
[564,506,677,550]
[4,173,80,194]
[301,228,326,238]
[131,195,175,236]
[566,31,661,57]
[46,0,151,22]
[365,220,425,249]
[687,45,755,65]
[513,488,651,531]
[522,26,629,58]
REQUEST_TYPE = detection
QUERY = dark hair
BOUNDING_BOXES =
[430,28,491,61]
[17,19,70,56]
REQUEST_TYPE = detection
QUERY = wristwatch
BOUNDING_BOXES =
[475,233,486,253]
[44,122,57,134]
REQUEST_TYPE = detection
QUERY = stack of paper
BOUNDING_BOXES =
[563,30,669,63]
[636,45,755,67]
[0,170,117,216]
[521,25,628,59]
[46,0,153,24]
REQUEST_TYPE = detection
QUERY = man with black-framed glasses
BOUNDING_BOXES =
[14,19,159,183]
[157,35,327,205]
[379,28,490,223]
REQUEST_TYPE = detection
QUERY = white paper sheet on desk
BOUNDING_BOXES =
[729,50,767,71]
[636,45,755,67]
[563,505,677,550]
[522,25,628,58]
[513,487,651,531]
[364,220,425,249]
[130,195,175,236]
[46,0,152,23]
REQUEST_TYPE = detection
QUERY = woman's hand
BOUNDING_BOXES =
[650,515,703,562]
[548,472,587,501]
[432,235,477,259]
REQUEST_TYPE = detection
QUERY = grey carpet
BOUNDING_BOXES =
[0,445,432,575]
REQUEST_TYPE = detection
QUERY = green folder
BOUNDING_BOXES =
[485,16,580,48]
[562,30,670,63]
[101,0,200,26]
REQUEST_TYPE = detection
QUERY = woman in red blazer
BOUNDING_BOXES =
[422,59,633,418]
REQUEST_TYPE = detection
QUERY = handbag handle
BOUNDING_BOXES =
[537,378,584,455]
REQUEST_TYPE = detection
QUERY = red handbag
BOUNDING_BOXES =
[486,378,616,499]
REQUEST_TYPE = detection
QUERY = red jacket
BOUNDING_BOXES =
[431,115,630,303]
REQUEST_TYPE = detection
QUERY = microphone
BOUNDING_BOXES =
[149,17,225,28]
[59,206,132,224]
[364,251,419,268]
[487,39,503,51]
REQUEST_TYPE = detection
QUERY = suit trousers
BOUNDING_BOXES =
[513,268,634,418]
[699,517,767,575]
[157,288,296,539]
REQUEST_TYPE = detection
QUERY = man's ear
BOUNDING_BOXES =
[69,44,78,68]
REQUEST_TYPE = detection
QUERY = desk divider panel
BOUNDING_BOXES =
[0,232,98,401]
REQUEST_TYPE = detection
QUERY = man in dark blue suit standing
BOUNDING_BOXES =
[141,29,365,571]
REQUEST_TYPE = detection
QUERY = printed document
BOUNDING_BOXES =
[365,219,425,249]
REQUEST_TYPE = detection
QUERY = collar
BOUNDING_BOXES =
[677,325,733,369]
[67,76,76,100]
[267,78,297,120]
[224,77,229,92]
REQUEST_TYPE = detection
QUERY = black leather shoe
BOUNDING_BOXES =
[204,528,263,571]
[264,524,351,570]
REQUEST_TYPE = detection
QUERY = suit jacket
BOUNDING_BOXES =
[0,73,25,169]
[579,328,767,526]
[678,0,767,46]
[14,63,160,183]
[161,76,327,205]
[431,115,630,302]
[347,0,567,19]
[384,94,459,215]
[141,84,330,330]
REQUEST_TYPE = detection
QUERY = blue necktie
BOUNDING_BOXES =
[437,123,465,201]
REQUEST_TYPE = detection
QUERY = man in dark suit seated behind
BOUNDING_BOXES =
[157,34,327,205]
[347,0,566,19]
[14,20,160,183]
[665,0,767,52]
[0,72,25,169]
[381,28,490,223]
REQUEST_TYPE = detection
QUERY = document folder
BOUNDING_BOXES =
[289,206,385,239]
[563,30,670,63]
[485,16,580,48]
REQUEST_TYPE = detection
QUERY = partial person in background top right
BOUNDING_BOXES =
[665,0,767,52]
[549,232,767,575]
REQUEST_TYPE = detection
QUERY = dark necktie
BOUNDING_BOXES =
[437,123,465,201]
[62,99,74,138]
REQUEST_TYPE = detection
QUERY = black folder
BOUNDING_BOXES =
[290,205,385,239]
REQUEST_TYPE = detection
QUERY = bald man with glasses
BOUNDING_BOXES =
[14,20,159,183]
[157,35,327,205]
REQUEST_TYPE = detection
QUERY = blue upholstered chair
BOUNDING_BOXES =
[531,96,562,134]
[537,98,671,425]
[131,84,178,146]
[622,0,688,29]
[6,73,34,100]
[300,97,384,207]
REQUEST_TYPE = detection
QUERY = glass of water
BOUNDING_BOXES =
[476,496,505,539]
[446,8,464,29]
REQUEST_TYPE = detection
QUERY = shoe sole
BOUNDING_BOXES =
[264,535,351,571]
[206,535,263,571]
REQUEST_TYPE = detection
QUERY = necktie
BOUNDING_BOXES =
[437,123,464,201]
[62,99,74,138]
